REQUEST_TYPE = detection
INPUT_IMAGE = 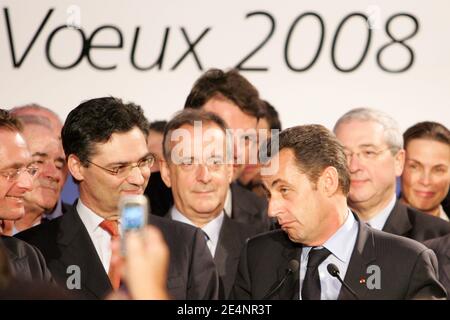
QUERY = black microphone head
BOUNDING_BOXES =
[327,263,340,277]
[288,259,299,273]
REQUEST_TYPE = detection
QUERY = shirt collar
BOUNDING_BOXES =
[76,199,106,234]
[45,199,64,220]
[439,205,449,222]
[224,187,232,218]
[301,209,358,264]
[322,209,358,263]
[367,194,397,230]
[170,206,224,247]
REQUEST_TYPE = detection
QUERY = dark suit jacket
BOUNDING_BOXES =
[144,171,174,217]
[213,215,264,299]
[425,234,450,299]
[232,217,446,300]
[16,204,219,300]
[230,182,270,229]
[1,236,53,283]
[383,201,450,242]
[166,210,263,299]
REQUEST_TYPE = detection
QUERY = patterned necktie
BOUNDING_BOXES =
[302,247,331,300]
[99,219,121,290]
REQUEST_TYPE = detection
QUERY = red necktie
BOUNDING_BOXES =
[99,219,121,290]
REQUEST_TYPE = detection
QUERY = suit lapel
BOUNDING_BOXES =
[215,216,241,275]
[382,201,412,237]
[442,242,450,287]
[214,216,244,298]
[56,206,112,299]
[338,218,376,300]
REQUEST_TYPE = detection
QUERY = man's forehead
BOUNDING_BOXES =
[171,124,226,142]
[337,120,386,146]
[0,133,31,167]
[261,149,295,185]
[202,98,257,129]
[90,128,148,161]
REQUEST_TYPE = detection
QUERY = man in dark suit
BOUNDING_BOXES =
[0,109,53,285]
[160,110,264,299]
[184,68,269,228]
[425,234,450,298]
[16,97,218,300]
[7,113,66,234]
[334,108,450,242]
[233,125,446,300]
[11,104,73,222]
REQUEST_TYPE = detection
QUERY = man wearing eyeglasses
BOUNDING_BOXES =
[0,109,53,283]
[10,104,73,222]
[160,110,265,299]
[17,97,219,300]
[333,108,450,242]
[5,115,66,234]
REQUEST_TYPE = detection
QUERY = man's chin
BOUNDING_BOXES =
[2,209,25,221]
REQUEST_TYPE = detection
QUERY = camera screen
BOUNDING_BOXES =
[122,204,146,231]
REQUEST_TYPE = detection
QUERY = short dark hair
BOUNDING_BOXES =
[163,109,229,161]
[260,100,282,130]
[149,120,167,134]
[62,97,150,165]
[403,121,450,149]
[0,109,22,132]
[184,68,263,119]
[268,124,350,194]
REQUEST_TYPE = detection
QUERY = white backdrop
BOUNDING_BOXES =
[1,0,449,132]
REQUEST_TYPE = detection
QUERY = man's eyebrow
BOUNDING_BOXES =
[106,152,153,166]
[0,162,28,170]
[358,144,377,149]
[55,157,66,163]
[271,178,289,188]
[32,152,48,157]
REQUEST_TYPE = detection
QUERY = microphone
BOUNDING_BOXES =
[262,259,299,300]
[327,263,359,300]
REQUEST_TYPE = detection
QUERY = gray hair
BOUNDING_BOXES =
[14,114,53,130]
[10,103,62,125]
[333,107,403,154]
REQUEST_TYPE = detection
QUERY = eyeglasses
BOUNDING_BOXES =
[344,147,392,162]
[174,156,228,172]
[0,166,39,181]
[86,155,155,177]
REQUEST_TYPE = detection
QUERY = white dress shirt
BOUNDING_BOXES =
[299,210,358,300]
[77,200,118,273]
[170,206,224,257]
[224,187,232,218]
[366,194,397,230]
[439,205,449,222]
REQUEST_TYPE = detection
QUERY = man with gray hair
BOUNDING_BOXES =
[7,114,66,234]
[11,104,73,222]
[333,108,450,242]
[10,104,63,139]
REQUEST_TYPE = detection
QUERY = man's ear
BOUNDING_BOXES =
[67,154,85,182]
[226,164,233,184]
[394,149,405,177]
[159,159,172,188]
[319,166,339,197]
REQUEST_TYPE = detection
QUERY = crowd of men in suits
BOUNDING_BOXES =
[1,68,450,300]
